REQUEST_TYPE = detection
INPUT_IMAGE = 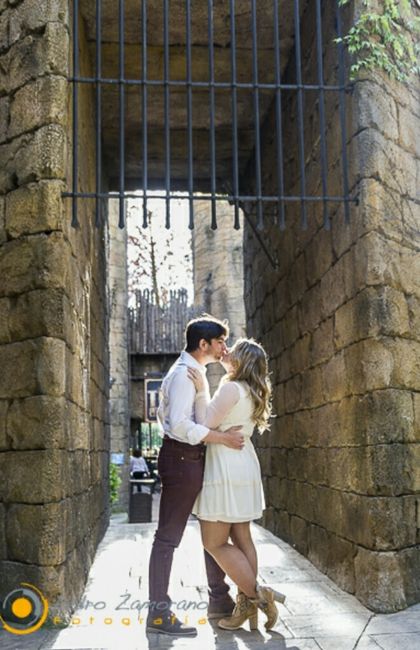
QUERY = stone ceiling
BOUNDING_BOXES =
[79,1,308,192]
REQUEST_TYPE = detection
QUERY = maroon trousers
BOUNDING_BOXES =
[148,436,229,613]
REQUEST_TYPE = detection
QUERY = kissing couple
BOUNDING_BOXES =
[147,315,285,636]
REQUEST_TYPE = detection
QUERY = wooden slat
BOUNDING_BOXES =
[128,288,202,354]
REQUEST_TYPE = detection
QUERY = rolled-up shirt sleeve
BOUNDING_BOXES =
[167,372,210,445]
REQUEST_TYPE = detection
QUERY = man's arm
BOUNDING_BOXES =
[167,371,244,449]
[166,371,210,445]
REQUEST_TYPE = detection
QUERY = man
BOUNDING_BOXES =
[147,316,245,636]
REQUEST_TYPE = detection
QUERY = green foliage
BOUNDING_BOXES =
[337,0,420,81]
[109,462,122,505]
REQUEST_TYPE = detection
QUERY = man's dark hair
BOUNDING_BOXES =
[185,315,229,352]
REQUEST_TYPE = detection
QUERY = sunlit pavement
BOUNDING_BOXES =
[1,506,420,650]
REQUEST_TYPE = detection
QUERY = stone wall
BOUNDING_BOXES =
[243,0,420,612]
[0,1,110,619]
[108,200,130,511]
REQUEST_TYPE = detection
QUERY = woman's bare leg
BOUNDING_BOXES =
[230,522,258,581]
[199,520,258,598]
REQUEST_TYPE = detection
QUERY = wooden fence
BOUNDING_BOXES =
[128,289,201,354]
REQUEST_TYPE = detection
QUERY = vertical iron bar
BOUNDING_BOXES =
[72,0,79,228]
[315,0,329,229]
[273,0,285,230]
[164,0,171,229]
[142,0,148,228]
[229,0,240,230]
[186,0,194,229]
[251,0,263,230]
[118,0,125,228]
[95,0,102,227]
[336,2,350,224]
[293,0,307,229]
[208,0,217,229]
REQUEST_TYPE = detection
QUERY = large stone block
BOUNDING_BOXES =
[0,296,10,344]
[321,351,347,402]
[351,389,416,445]
[353,231,420,298]
[289,333,311,375]
[0,339,39,398]
[2,23,69,94]
[304,228,333,287]
[0,400,8,450]
[0,560,66,613]
[0,233,70,298]
[7,395,65,449]
[301,365,323,410]
[0,96,8,144]
[0,502,6,559]
[0,196,5,245]
[309,317,334,366]
[290,515,308,555]
[340,493,417,551]
[8,0,68,46]
[9,75,67,139]
[399,104,420,159]
[0,449,67,503]
[389,338,420,391]
[5,181,64,238]
[354,548,407,612]
[6,501,68,564]
[353,127,417,200]
[345,339,393,394]
[12,124,66,186]
[338,286,410,350]
[353,79,399,141]
[67,450,91,496]
[8,289,65,343]
[64,401,90,451]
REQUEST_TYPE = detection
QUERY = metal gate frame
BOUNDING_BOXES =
[63,0,355,238]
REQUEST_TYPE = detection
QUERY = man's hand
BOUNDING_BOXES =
[222,425,244,449]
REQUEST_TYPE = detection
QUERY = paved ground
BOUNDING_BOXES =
[1,498,419,650]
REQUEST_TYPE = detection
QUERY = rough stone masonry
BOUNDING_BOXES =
[243,0,420,613]
[0,0,110,617]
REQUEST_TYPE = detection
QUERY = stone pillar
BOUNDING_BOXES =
[192,200,246,392]
[242,0,420,613]
[107,200,130,512]
[0,2,110,620]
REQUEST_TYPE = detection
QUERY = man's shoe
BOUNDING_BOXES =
[146,611,197,636]
[207,594,235,620]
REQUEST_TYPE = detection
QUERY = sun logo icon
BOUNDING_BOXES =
[0,583,49,635]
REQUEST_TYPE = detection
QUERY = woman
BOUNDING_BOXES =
[188,338,285,631]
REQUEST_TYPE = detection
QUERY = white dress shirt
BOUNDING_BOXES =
[157,351,211,445]
[130,456,149,474]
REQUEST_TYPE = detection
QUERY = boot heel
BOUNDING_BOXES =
[249,611,258,630]
[272,589,286,604]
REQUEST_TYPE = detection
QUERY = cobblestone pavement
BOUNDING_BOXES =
[1,509,419,650]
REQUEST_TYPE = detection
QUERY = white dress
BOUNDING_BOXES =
[192,380,265,523]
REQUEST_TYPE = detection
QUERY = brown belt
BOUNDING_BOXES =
[163,434,206,452]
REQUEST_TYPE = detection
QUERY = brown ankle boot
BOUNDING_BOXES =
[217,592,258,631]
[251,585,286,631]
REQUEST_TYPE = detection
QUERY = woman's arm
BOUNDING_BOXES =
[201,382,241,429]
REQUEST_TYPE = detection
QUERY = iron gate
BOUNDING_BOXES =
[64,0,354,233]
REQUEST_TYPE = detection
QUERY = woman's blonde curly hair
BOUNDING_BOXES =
[224,338,272,433]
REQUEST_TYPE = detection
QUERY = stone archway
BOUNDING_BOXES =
[0,0,419,620]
